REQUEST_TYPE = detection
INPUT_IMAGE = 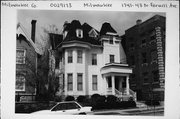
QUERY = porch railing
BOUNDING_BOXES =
[129,88,137,101]
[114,88,137,101]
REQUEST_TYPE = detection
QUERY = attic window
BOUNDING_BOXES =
[76,29,83,38]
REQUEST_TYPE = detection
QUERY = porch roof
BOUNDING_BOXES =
[100,63,133,75]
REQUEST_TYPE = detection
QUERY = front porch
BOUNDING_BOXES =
[101,63,136,101]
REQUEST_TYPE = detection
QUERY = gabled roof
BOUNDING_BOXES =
[100,22,117,35]
[16,23,42,55]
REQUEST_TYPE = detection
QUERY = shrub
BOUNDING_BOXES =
[77,95,86,102]
[91,94,100,99]
[128,97,134,101]
[15,102,56,113]
[54,96,62,102]
[65,96,75,101]
[107,95,117,102]
[91,95,107,110]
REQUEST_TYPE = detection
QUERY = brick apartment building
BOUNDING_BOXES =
[122,15,165,101]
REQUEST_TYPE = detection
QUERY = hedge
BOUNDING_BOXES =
[65,96,75,101]
[15,102,56,113]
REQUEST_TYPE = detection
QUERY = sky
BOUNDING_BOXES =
[17,10,165,52]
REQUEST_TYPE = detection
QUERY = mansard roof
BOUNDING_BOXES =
[63,20,101,46]
[100,22,117,35]
[82,23,99,34]
[53,20,120,48]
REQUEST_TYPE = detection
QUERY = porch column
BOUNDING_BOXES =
[112,75,115,95]
[126,76,130,95]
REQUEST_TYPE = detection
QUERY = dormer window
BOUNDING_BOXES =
[89,29,98,38]
[76,29,83,38]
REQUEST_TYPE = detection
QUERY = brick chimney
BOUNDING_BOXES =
[31,20,37,43]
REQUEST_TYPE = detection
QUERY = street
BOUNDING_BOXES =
[89,106,164,116]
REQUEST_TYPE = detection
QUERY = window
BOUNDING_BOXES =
[77,73,83,91]
[142,52,147,64]
[52,103,66,111]
[16,75,25,91]
[142,39,146,45]
[130,55,135,65]
[67,73,73,91]
[152,70,159,82]
[67,50,73,63]
[92,75,98,90]
[16,49,26,64]
[150,35,156,41]
[76,29,83,38]
[130,74,136,84]
[142,72,148,83]
[109,36,113,44]
[89,29,98,38]
[129,43,135,50]
[110,55,115,63]
[151,50,157,63]
[77,50,83,63]
[66,102,80,110]
[92,54,97,65]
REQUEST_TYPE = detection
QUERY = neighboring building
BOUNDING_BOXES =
[16,20,40,101]
[122,15,165,101]
[50,20,136,101]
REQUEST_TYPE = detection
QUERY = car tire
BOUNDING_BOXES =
[79,112,86,115]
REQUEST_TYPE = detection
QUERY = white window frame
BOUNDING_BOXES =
[92,54,97,65]
[92,75,98,91]
[16,49,26,64]
[109,54,115,63]
[77,73,83,91]
[67,50,73,63]
[77,50,83,63]
[67,73,73,91]
[16,75,25,92]
[76,29,83,38]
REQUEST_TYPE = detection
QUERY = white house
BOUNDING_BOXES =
[51,20,136,101]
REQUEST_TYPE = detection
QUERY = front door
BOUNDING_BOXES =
[115,76,119,90]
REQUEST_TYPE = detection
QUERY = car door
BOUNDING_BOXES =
[64,102,82,115]
[50,103,67,114]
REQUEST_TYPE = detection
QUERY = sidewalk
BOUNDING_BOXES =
[91,105,164,115]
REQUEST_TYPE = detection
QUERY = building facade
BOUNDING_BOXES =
[50,20,136,101]
[16,20,40,101]
[122,15,165,101]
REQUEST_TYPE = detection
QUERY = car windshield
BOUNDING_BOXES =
[78,102,84,107]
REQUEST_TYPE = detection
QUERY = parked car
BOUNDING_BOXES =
[31,101,92,115]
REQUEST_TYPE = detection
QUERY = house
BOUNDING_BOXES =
[122,15,165,101]
[50,20,136,101]
[16,20,41,101]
